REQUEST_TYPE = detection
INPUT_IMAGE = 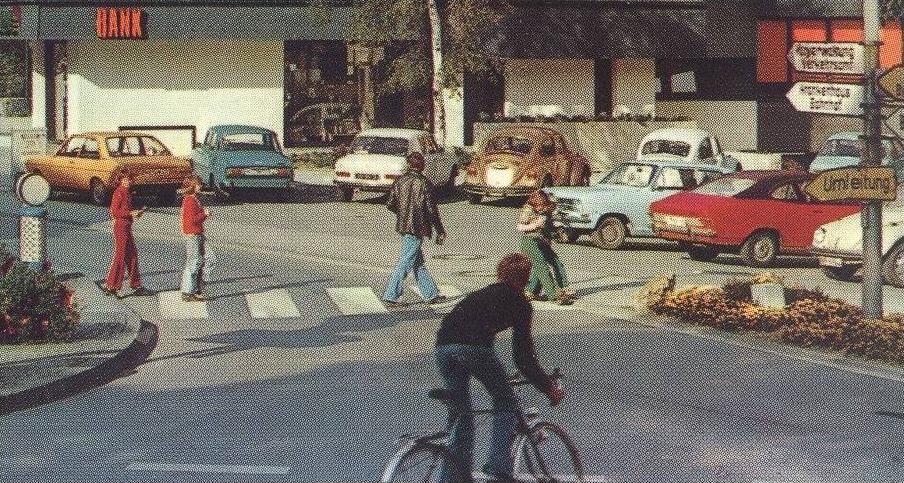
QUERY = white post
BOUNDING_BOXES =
[427,0,446,146]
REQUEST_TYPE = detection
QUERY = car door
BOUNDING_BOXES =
[42,137,84,188]
[73,137,102,190]
[551,134,575,185]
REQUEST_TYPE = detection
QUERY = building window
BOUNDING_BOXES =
[657,58,756,101]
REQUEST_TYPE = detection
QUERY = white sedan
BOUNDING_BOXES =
[333,128,459,201]
[811,202,904,287]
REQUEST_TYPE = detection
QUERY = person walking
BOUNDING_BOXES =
[435,253,565,483]
[179,176,215,302]
[382,152,447,307]
[517,190,573,304]
[100,171,152,298]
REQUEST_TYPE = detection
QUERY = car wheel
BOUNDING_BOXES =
[881,242,904,288]
[591,217,627,250]
[740,231,778,268]
[467,193,482,205]
[335,186,354,202]
[89,178,110,206]
[822,265,859,283]
[553,227,580,244]
[210,175,231,201]
[687,245,720,262]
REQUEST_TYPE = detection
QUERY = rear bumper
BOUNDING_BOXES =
[655,229,722,244]
[333,180,393,192]
[132,183,180,194]
[462,183,535,197]
[222,177,292,189]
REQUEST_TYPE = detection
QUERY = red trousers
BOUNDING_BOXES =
[105,219,142,290]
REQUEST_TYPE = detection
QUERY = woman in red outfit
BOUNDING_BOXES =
[101,171,151,297]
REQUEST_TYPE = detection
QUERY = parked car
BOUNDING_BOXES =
[808,131,904,174]
[811,200,904,287]
[192,125,295,199]
[637,127,741,172]
[286,102,360,146]
[545,160,731,249]
[463,126,591,204]
[332,128,459,202]
[650,170,861,267]
[25,131,192,206]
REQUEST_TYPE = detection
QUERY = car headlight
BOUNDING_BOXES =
[813,227,827,245]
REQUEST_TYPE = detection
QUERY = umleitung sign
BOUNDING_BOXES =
[805,166,898,202]
[96,8,146,39]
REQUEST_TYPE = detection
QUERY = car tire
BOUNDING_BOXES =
[591,217,627,250]
[881,242,904,288]
[686,245,720,262]
[553,227,580,244]
[89,178,110,206]
[740,231,779,268]
[467,193,482,205]
[210,175,231,202]
[335,186,354,202]
[822,265,859,283]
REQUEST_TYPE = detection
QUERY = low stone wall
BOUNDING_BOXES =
[473,120,698,172]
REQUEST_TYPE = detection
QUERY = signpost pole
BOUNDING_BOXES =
[862,0,884,319]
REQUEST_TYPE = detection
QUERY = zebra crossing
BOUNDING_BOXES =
[138,274,654,322]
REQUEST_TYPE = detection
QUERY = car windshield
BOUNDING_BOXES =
[220,132,278,151]
[819,139,862,157]
[485,136,533,155]
[350,136,409,156]
[693,177,756,197]
[602,164,656,187]
[641,139,691,158]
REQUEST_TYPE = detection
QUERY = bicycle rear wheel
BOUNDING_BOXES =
[513,421,585,483]
[381,441,469,483]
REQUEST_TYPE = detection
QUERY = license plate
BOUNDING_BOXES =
[246,168,278,176]
[820,257,844,268]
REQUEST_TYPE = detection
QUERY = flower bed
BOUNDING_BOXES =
[648,273,904,364]
[0,249,80,343]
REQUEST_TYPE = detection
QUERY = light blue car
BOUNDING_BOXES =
[808,131,903,174]
[544,160,733,249]
[192,124,294,199]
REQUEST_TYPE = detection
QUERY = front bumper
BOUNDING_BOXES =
[810,247,863,265]
[462,183,536,197]
[333,179,393,192]
[654,228,720,244]
[552,211,594,229]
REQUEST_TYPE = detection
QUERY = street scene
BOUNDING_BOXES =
[1,1,904,483]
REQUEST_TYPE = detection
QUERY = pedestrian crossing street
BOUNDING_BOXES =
[135,274,655,322]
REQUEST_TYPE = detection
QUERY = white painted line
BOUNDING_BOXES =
[246,288,302,319]
[158,291,210,319]
[408,283,463,300]
[326,287,389,315]
[127,462,290,475]
[474,471,607,482]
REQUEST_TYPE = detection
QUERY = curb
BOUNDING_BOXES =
[0,319,158,416]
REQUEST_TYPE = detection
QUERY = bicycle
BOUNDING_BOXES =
[381,368,585,483]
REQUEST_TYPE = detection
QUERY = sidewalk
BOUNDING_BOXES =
[0,268,157,415]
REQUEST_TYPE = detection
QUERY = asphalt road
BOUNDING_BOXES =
[0,187,902,482]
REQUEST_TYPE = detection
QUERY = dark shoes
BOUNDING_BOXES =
[97,283,119,298]
[131,287,154,297]
[427,295,448,305]
[383,299,406,308]
[181,293,206,302]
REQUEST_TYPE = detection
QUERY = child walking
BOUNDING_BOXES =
[517,190,573,304]
[179,176,215,302]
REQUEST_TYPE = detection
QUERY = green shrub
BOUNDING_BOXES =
[0,262,80,343]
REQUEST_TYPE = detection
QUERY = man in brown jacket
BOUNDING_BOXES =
[382,152,447,307]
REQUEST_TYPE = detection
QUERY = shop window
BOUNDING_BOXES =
[671,71,696,93]
[657,58,756,101]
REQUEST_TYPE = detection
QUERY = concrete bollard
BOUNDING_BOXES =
[750,282,786,308]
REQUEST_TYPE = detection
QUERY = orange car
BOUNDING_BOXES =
[463,126,592,204]
[25,132,192,205]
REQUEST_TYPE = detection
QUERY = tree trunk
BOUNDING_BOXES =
[427,0,446,146]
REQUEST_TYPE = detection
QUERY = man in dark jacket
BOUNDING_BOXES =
[435,253,565,483]
[382,152,447,306]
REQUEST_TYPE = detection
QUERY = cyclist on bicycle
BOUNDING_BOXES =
[435,253,565,483]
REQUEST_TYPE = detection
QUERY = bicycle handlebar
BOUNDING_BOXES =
[508,367,565,387]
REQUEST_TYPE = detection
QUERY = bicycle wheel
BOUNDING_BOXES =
[381,441,469,483]
[512,421,585,483]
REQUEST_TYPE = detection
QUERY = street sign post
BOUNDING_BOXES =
[804,166,898,202]
[878,64,904,100]
[785,82,864,116]
[788,42,866,75]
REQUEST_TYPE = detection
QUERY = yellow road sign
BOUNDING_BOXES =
[805,166,898,202]
[879,64,904,100]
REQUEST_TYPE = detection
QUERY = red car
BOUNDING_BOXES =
[649,170,861,267]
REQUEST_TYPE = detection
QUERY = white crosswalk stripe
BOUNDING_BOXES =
[245,288,301,319]
[158,291,210,319]
[326,287,389,315]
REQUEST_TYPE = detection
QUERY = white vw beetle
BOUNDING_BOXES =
[333,128,459,201]
[811,200,904,287]
[637,128,741,172]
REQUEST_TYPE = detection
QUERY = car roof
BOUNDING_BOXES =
[641,127,710,144]
[210,124,274,136]
[77,131,152,138]
[357,128,427,140]
[717,170,814,198]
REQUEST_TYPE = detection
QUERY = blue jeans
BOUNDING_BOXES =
[383,234,438,302]
[435,344,520,482]
[181,234,215,294]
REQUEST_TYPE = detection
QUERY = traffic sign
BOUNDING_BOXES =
[805,166,898,202]
[879,64,904,99]
[786,82,865,116]
[788,42,866,75]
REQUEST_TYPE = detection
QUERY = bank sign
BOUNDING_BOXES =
[96,8,146,39]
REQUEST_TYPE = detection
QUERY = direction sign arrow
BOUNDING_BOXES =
[786,82,864,116]
[805,166,898,202]
[788,42,866,75]
[879,64,904,100]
